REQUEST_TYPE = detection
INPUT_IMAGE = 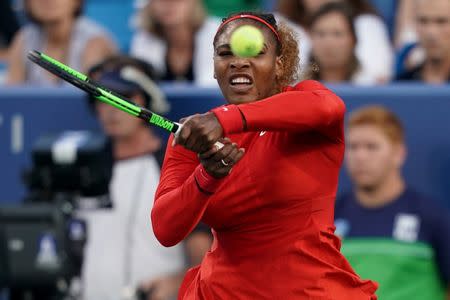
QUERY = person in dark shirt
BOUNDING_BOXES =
[335,105,450,300]
[396,0,450,83]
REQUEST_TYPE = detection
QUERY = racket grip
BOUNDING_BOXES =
[174,123,224,150]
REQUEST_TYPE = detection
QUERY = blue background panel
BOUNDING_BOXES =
[0,84,449,208]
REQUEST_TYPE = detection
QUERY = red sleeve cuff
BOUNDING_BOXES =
[211,105,244,135]
[193,165,224,194]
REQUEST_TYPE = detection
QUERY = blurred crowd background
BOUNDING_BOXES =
[0,0,449,300]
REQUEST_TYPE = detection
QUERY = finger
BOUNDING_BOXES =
[179,114,198,125]
[192,132,211,154]
[198,139,229,160]
[216,146,238,168]
[211,142,236,162]
[183,119,205,152]
[224,148,245,167]
[174,124,191,147]
[195,125,224,153]
[234,148,246,163]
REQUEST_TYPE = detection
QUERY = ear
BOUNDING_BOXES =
[394,143,407,168]
[275,56,283,83]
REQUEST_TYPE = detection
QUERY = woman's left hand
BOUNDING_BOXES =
[173,112,223,153]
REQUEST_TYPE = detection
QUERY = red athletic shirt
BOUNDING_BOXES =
[152,80,378,299]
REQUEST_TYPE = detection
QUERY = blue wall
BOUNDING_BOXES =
[1,84,450,208]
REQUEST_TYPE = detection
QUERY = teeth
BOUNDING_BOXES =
[231,77,251,84]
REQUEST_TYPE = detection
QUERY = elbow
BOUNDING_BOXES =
[156,234,179,248]
[151,209,181,247]
[321,95,346,124]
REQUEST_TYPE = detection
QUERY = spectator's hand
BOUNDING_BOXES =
[173,112,223,153]
[198,138,245,179]
[139,274,182,300]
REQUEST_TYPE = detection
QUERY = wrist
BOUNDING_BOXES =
[194,165,223,194]
[211,105,245,135]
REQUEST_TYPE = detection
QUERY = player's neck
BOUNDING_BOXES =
[355,173,405,209]
[113,128,161,160]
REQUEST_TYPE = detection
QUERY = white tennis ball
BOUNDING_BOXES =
[230,25,264,58]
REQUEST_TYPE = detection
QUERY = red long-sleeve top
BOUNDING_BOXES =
[152,80,378,299]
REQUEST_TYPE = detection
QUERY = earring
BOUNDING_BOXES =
[213,74,217,79]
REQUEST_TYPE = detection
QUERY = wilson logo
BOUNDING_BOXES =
[150,114,174,131]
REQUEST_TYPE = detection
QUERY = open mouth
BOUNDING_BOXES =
[228,74,253,92]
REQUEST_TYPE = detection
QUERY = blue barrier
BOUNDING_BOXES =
[1,84,450,209]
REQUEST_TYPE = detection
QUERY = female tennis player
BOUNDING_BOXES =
[152,12,378,299]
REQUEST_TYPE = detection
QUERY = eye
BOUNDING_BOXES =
[217,50,233,57]
[436,17,450,25]
[417,16,428,25]
[366,143,379,151]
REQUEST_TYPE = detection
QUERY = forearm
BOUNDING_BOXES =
[212,82,345,136]
[152,166,219,247]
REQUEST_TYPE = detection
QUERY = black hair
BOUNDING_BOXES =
[25,0,84,25]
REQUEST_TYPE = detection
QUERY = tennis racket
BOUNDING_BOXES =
[27,50,223,149]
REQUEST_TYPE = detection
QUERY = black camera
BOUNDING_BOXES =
[0,131,113,299]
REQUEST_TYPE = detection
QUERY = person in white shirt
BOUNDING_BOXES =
[6,0,117,85]
[276,0,393,83]
[80,56,212,300]
[306,2,376,85]
[130,0,221,87]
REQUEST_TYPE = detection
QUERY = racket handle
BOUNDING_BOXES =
[174,123,224,150]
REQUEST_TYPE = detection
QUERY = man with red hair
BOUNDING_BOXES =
[336,105,450,300]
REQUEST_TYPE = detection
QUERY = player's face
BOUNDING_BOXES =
[27,0,80,23]
[150,0,196,27]
[96,93,146,140]
[345,125,405,189]
[214,21,282,105]
[310,12,355,76]
[415,0,450,60]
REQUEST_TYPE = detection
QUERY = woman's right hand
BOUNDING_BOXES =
[198,138,245,179]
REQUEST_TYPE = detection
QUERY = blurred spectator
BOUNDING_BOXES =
[272,13,310,70]
[396,0,450,84]
[395,0,417,48]
[306,3,376,84]
[5,0,117,85]
[80,56,212,300]
[130,0,220,86]
[335,106,450,300]
[202,0,262,18]
[0,0,20,61]
[276,0,393,82]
